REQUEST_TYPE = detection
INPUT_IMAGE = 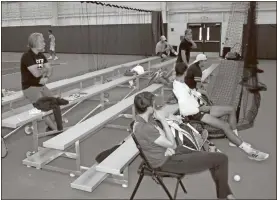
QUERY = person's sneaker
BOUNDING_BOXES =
[46,126,54,132]
[48,56,53,60]
[54,56,59,60]
[248,149,269,161]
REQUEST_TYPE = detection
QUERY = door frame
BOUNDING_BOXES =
[187,22,222,56]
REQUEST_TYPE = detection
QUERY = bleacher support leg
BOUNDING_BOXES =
[75,140,81,173]
[31,120,39,153]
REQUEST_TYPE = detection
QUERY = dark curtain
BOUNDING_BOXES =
[151,11,165,54]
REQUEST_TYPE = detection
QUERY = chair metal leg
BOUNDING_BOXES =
[179,179,188,194]
[156,176,174,200]
[173,179,180,199]
[130,173,144,200]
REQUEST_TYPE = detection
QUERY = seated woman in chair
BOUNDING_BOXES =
[173,62,269,161]
[132,91,236,200]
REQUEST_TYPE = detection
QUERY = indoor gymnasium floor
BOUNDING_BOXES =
[1,52,276,199]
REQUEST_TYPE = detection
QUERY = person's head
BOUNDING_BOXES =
[184,29,192,40]
[192,54,207,68]
[160,35,167,43]
[48,30,52,35]
[28,32,45,53]
[134,92,156,117]
[175,62,188,79]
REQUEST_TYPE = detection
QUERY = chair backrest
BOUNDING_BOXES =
[129,121,155,170]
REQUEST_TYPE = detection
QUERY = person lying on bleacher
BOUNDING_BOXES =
[173,62,269,161]
[132,91,236,200]
[20,32,65,132]
[155,35,178,60]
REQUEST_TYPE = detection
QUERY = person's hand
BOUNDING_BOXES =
[165,148,175,157]
[199,105,211,112]
[153,109,166,121]
[168,114,182,124]
[39,77,49,85]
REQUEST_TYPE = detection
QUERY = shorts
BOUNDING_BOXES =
[23,86,53,104]
[187,110,210,121]
[50,45,55,51]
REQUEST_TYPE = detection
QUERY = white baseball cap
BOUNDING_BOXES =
[192,54,207,64]
[160,35,167,41]
[131,65,145,75]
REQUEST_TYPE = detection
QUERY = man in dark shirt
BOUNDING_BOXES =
[133,91,235,200]
[21,32,57,131]
[185,53,207,90]
[176,29,197,65]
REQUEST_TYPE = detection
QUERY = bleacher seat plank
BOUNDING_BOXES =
[201,63,219,82]
[2,75,145,129]
[70,164,108,192]
[43,84,163,150]
[96,136,138,175]
[96,103,179,175]
[2,57,159,106]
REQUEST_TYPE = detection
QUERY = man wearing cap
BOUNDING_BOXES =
[155,35,178,59]
[185,53,207,91]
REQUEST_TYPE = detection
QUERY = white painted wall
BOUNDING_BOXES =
[167,2,276,55]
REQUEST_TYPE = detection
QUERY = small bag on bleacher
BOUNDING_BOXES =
[95,141,125,163]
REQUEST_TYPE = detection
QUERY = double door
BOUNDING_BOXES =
[187,23,221,54]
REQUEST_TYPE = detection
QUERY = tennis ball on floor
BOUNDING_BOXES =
[233,175,241,182]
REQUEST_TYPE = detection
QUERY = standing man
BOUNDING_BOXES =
[21,32,57,131]
[167,29,197,80]
[177,29,197,65]
[48,30,58,60]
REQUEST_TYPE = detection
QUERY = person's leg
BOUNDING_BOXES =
[23,87,57,130]
[200,114,269,161]
[209,106,240,146]
[161,147,233,199]
[41,86,63,130]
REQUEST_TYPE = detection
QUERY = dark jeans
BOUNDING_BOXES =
[160,146,232,199]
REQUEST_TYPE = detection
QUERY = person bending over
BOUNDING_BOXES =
[172,62,269,161]
[21,32,60,132]
[133,91,236,200]
[155,35,178,59]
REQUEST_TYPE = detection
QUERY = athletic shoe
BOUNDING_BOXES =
[48,56,53,60]
[54,56,59,60]
[248,149,269,161]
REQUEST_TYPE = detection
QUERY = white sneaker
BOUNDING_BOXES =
[48,56,53,60]
[54,56,59,60]
[248,149,269,161]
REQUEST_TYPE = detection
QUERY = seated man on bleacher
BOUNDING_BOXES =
[133,91,236,200]
[155,35,178,59]
[185,53,208,95]
[173,62,269,161]
[20,32,62,132]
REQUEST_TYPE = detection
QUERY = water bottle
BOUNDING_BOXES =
[209,143,216,152]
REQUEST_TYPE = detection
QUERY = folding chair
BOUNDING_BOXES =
[129,122,187,200]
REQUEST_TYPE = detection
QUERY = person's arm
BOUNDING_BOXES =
[191,40,197,49]
[41,54,52,78]
[155,42,161,54]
